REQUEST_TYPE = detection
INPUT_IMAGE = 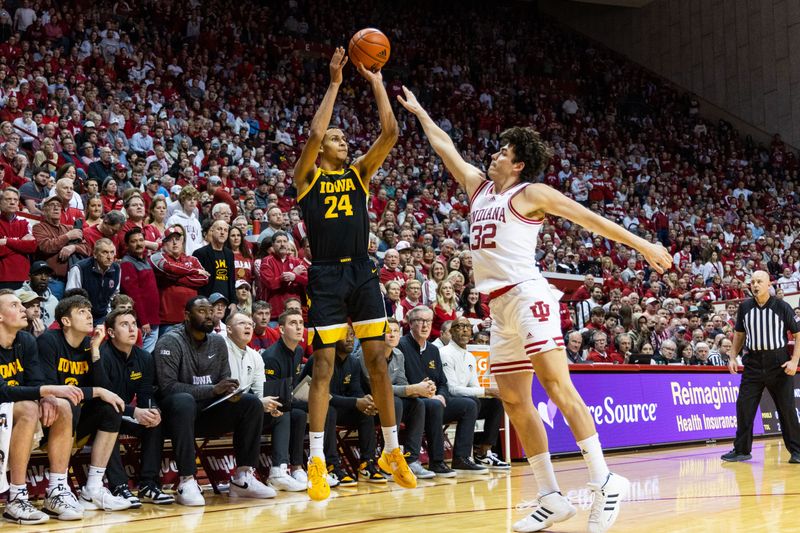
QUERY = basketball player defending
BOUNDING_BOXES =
[398,87,671,532]
[294,48,416,500]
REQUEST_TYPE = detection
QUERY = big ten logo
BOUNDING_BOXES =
[530,301,551,322]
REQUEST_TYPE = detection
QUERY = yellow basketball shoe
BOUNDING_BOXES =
[307,457,331,501]
[378,448,417,489]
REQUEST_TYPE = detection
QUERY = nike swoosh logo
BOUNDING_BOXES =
[371,269,377,274]
[208,354,216,359]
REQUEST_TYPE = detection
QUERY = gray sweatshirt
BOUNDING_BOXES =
[356,347,410,397]
[154,324,230,401]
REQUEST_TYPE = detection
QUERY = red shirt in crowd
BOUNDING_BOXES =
[259,252,308,315]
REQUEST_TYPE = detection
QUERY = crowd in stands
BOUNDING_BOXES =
[1,0,800,523]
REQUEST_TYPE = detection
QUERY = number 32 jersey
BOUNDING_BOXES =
[470,180,543,293]
[298,165,369,262]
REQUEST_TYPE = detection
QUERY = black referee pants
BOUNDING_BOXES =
[106,419,164,488]
[734,352,800,455]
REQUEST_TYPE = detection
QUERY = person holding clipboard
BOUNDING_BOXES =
[154,296,275,506]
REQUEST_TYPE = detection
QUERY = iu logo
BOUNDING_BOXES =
[530,301,551,322]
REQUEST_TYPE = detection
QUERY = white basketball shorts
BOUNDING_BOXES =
[488,278,565,375]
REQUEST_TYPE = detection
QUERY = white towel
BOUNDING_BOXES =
[0,402,13,493]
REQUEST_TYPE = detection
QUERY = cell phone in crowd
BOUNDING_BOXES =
[73,218,83,230]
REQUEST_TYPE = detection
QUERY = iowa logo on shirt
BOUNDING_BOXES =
[65,377,79,386]
[343,373,351,385]
[428,360,436,370]
[57,358,89,376]
[130,371,142,381]
[266,369,275,375]
[0,358,23,380]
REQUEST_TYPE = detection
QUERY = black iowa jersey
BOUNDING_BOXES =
[297,165,369,262]
[37,329,105,399]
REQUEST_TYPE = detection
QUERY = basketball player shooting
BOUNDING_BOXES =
[293,48,416,501]
[397,86,672,532]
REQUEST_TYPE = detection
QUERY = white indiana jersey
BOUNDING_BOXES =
[470,180,543,293]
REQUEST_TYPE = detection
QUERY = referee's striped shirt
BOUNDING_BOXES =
[735,296,799,352]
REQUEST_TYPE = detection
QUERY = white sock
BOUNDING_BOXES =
[47,472,69,493]
[382,426,399,451]
[309,431,325,460]
[9,483,27,500]
[233,467,250,481]
[528,452,560,496]
[86,466,106,489]
[179,475,194,486]
[577,434,610,485]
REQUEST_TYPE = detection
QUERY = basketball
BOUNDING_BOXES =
[348,28,390,72]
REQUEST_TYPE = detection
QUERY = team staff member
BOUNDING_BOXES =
[100,308,174,507]
[399,306,485,476]
[154,296,275,507]
[293,47,414,499]
[301,327,386,484]
[439,317,510,470]
[262,309,313,489]
[37,295,131,512]
[723,270,800,464]
[224,311,305,492]
[0,289,84,524]
[357,318,434,480]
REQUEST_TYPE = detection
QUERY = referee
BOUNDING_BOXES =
[723,270,800,463]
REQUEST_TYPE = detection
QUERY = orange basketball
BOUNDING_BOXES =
[348,28,390,72]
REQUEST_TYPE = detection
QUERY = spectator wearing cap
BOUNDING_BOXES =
[258,230,307,316]
[15,289,47,337]
[0,187,37,290]
[32,196,91,299]
[129,124,153,155]
[193,219,235,302]
[84,210,126,253]
[88,146,114,184]
[120,227,161,352]
[166,185,203,254]
[18,165,50,215]
[209,292,230,336]
[105,119,129,151]
[150,225,210,335]
[21,261,58,326]
[206,175,238,219]
[66,237,121,325]
[643,297,660,320]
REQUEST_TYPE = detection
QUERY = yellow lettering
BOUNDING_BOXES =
[0,359,22,379]
[130,371,142,381]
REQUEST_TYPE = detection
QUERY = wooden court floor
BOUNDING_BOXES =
[8,437,800,532]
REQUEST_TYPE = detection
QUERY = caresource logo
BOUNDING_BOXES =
[538,396,657,428]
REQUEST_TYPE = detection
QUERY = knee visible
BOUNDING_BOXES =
[15,400,38,422]
[240,393,262,414]
[461,398,478,418]
[425,398,444,417]
[312,358,334,381]
[540,378,576,405]
[162,392,197,417]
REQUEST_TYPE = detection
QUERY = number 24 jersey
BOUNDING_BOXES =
[297,166,369,262]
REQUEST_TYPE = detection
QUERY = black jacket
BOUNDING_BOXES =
[0,331,45,402]
[262,338,304,411]
[300,353,364,409]
[398,334,449,398]
[100,340,157,418]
